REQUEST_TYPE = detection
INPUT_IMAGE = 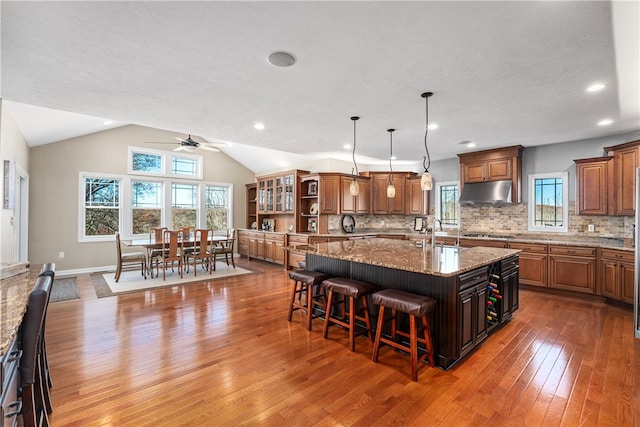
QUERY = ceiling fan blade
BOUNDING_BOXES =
[174,146,187,152]
[201,142,226,148]
[145,141,180,145]
[199,145,220,152]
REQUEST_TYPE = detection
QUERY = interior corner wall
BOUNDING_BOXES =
[28,124,255,271]
[0,100,30,264]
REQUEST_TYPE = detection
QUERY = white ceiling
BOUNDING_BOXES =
[2,1,639,174]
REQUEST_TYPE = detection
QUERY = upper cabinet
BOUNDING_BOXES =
[297,173,340,233]
[340,175,370,214]
[458,145,524,203]
[364,172,413,215]
[574,157,613,216]
[246,183,257,228]
[405,176,429,215]
[257,170,308,215]
[604,139,640,216]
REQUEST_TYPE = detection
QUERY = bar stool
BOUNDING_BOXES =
[322,277,375,352]
[371,289,436,381]
[287,270,331,331]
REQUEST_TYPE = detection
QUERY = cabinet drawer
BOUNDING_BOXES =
[508,242,548,253]
[247,231,265,239]
[500,256,519,272]
[549,245,595,257]
[601,249,634,263]
[287,234,309,245]
[264,233,285,243]
[459,267,488,291]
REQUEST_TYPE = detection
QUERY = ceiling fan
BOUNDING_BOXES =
[145,135,225,152]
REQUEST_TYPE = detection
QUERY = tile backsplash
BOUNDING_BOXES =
[329,202,634,240]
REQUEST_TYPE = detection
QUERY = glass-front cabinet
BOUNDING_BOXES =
[254,170,308,232]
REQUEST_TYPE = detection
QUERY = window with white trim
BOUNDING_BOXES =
[128,147,203,179]
[132,180,163,234]
[435,181,460,228]
[171,183,198,230]
[528,172,568,232]
[82,175,121,239]
[206,185,229,231]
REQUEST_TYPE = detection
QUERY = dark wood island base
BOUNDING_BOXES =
[296,239,520,370]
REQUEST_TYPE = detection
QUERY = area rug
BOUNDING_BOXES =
[91,264,255,297]
[50,277,80,302]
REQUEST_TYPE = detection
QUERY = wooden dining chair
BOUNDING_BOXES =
[115,232,147,282]
[212,229,236,270]
[148,227,168,277]
[185,229,213,276]
[155,229,184,280]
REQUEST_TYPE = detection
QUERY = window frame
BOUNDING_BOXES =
[434,180,460,229]
[79,172,233,241]
[528,172,569,233]
[128,146,203,180]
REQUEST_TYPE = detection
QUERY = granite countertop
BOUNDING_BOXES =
[290,238,520,277]
[0,262,39,357]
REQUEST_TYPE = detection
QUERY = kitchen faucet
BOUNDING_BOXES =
[431,219,443,248]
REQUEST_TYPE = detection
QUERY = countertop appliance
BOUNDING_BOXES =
[635,169,640,338]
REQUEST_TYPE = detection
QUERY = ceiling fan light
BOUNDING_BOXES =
[350,179,360,196]
[387,183,396,198]
[421,172,433,191]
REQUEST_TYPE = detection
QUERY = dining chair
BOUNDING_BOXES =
[185,228,213,276]
[212,229,236,270]
[155,229,184,280]
[148,227,168,277]
[179,226,196,262]
[115,232,147,282]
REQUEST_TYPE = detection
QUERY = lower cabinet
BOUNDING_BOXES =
[264,233,285,265]
[508,242,548,288]
[548,245,596,294]
[286,234,309,269]
[600,249,635,304]
[500,256,519,321]
[239,230,285,265]
[458,267,488,358]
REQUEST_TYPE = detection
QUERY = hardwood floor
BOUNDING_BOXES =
[46,259,639,426]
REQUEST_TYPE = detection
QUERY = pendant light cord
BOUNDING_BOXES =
[388,128,394,182]
[351,116,359,177]
[421,92,433,173]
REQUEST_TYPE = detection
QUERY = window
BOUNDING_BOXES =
[128,147,203,179]
[82,176,120,239]
[435,181,459,228]
[132,180,163,234]
[206,185,230,231]
[528,172,568,232]
[171,183,198,230]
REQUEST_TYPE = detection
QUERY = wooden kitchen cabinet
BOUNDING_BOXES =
[604,139,640,215]
[600,248,635,304]
[286,234,309,269]
[238,229,250,257]
[574,157,613,216]
[340,175,370,214]
[247,231,265,260]
[548,245,596,295]
[508,242,548,288]
[264,233,286,265]
[366,172,412,215]
[458,145,524,203]
[458,267,488,358]
[298,173,339,233]
[405,176,429,215]
[246,183,257,228]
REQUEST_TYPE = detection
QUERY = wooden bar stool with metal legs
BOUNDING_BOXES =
[321,277,375,352]
[371,289,436,381]
[287,270,331,331]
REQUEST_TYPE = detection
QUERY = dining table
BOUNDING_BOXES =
[121,235,232,277]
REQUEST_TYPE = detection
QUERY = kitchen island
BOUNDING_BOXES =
[291,238,520,370]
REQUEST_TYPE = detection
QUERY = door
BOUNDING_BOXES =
[14,167,29,262]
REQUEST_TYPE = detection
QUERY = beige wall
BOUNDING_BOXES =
[28,125,255,271]
[0,100,30,264]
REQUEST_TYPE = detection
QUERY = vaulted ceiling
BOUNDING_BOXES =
[2,1,638,174]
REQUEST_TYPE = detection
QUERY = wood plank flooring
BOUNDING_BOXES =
[45,259,639,426]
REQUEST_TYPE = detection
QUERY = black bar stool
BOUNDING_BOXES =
[321,277,375,352]
[287,270,331,331]
[371,289,436,381]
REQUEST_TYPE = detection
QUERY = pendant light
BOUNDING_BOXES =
[420,92,434,191]
[387,128,396,198]
[349,116,360,196]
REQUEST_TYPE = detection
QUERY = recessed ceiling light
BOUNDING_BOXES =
[390,155,397,160]
[467,142,476,148]
[254,123,265,130]
[343,144,351,150]
[428,123,439,130]
[598,119,613,126]
[587,83,606,92]
[103,120,113,125]
[267,51,296,67]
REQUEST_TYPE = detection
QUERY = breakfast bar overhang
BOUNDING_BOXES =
[290,238,520,370]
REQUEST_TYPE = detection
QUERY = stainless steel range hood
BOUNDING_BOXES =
[459,180,512,205]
